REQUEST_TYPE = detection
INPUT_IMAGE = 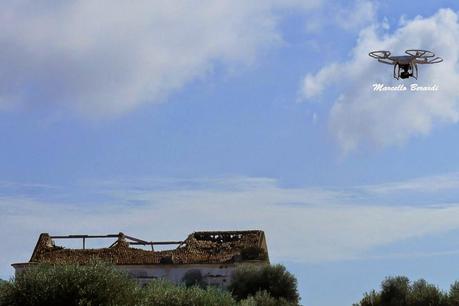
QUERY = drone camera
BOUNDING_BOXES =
[400,71,411,79]
[400,65,411,79]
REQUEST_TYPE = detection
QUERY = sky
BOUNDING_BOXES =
[1,0,459,305]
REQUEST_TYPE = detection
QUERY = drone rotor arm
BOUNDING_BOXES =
[414,58,429,64]
[378,58,395,65]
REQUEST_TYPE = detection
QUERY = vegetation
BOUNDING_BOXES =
[181,269,205,288]
[0,261,141,306]
[239,291,299,306]
[0,262,300,306]
[142,279,235,306]
[229,264,300,305]
[0,280,7,305]
[353,276,459,306]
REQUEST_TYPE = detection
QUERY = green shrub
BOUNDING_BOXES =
[0,280,9,305]
[239,290,298,306]
[186,285,235,306]
[380,276,410,306]
[408,279,448,306]
[140,280,186,306]
[229,264,300,305]
[353,290,381,306]
[449,282,459,306]
[0,262,302,306]
[141,279,235,306]
[0,261,141,306]
[354,276,450,306]
[181,269,205,288]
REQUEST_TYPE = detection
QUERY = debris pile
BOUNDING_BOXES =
[30,230,268,265]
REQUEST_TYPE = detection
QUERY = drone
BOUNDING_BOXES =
[369,49,443,80]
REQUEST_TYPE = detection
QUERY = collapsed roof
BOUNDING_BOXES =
[28,230,269,265]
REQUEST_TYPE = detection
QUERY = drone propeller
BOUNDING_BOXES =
[415,56,443,64]
[369,50,391,59]
[428,57,443,64]
[405,49,435,58]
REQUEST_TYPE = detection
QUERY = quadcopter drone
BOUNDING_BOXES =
[369,49,443,80]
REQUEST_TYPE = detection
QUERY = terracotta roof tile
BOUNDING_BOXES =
[30,230,269,265]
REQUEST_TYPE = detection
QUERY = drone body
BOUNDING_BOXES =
[369,49,443,80]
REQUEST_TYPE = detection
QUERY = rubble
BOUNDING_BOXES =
[29,230,269,265]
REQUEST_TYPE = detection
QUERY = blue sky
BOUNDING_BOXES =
[2,1,459,305]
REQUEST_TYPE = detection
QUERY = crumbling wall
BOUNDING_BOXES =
[29,230,269,265]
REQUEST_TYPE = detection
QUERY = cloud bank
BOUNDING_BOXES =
[0,1,324,118]
[3,174,459,278]
[301,9,459,152]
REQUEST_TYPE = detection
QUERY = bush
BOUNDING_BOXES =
[0,261,141,306]
[229,264,300,305]
[0,280,9,305]
[449,282,459,306]
[141,279,235,306]
[0,262,301,306]
[380,276,410,305]
[239,291,298,306]
[0,280,7,291]
[354,290,381,306]
[181,269,205,288]
[354,276,449,306]
[408,279,448,306]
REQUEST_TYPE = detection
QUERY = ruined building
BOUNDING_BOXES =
[12,230,269,286]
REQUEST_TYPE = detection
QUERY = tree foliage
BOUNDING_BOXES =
[354,276,451,306]
[0,261,141,306]
[449,282,459,306]
[229,264,300,305]
[239,290,298,306]
[0,262,301,306]
[380,276,410,306]
[142,279,235,306]
[181,269,205,288]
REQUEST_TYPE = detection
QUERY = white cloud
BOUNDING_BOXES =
[300,9,459,152]
[0,0,324,118]
[305,0,376,33]
[334,0,377,31]
[302,64,340,98]
[362,172,459,194]
[3,175,459,278]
